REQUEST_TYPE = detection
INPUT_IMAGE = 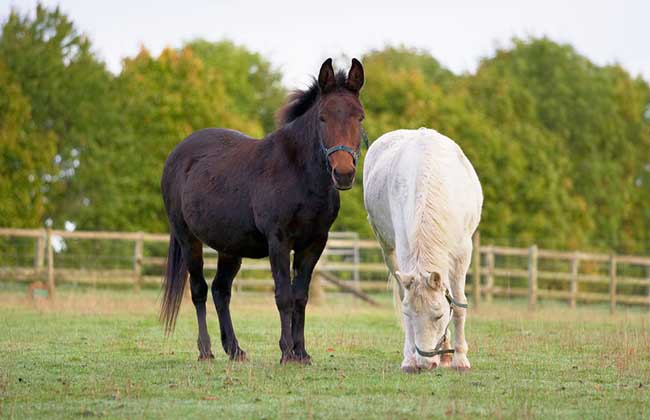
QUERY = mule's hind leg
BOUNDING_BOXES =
[211,253,246,361]
[180,238,214,360]
[448,240,472,370]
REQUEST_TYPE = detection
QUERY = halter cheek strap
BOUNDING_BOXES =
[414,289,468,358]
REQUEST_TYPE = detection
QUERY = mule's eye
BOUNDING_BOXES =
[319,116,326,122]
[433,313,443,321]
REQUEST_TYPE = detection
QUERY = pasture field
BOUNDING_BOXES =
[0,284,649,419]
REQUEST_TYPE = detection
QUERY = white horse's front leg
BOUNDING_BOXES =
[450,302,471,370]
[450,246,471,370]
[439,329,453,368]
[400,313,418,373]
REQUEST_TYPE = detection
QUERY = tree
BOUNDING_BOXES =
[0,59,56,227]
[187,40,285,133]
[70,44,284,232]
[0,4,120,227]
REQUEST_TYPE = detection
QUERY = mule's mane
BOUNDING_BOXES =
[277,70,348,126]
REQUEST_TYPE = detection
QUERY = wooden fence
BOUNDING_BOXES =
[1,228,650,313]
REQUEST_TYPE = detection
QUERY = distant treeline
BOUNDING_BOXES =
[1,5,649,253]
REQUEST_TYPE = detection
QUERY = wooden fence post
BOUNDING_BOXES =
[34,232,45,272]
[609,254,617,314]
[472,231,481,307]
[569,253,579,309]
[528,245,538,310]
[46,228,55,298]
[646,264,650,312]
[353,237,360,291]
[486,246,494,303]
[133,232,144,292]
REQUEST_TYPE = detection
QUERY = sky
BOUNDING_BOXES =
[3,0,649,88]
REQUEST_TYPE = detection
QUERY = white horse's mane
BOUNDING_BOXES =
[409,144,456,279]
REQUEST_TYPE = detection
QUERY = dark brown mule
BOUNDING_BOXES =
[160,58,365,363]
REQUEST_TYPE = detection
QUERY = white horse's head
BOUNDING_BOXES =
[395,270,452,369]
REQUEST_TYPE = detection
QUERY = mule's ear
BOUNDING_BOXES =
[346,58,364,93]
[426,272,443,291]
[395,271,414,290]
[318,58,336,93]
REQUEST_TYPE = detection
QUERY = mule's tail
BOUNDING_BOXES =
[160,233,188,335]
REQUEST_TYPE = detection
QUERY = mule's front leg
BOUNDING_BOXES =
[292,236,327,364]
[269,238,296,363]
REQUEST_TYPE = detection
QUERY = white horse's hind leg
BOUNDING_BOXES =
[449,240,472,370]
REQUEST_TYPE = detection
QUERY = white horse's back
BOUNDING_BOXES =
[363,128,482,275]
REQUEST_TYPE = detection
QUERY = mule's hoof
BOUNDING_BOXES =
[401,365,420,374]
[229,349,247,362]
[292,350,312,365]
[198,353,215,361]
[280,352,300,364]
[296,355,312,365]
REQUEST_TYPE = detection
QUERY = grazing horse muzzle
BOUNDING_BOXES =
[414,289,468,368]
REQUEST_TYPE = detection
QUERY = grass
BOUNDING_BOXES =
[0,284,649,419]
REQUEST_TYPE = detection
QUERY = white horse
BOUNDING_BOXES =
[363,128,483,373]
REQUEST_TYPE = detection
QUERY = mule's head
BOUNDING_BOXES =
[317,58,365,190]
[396,270,451,370]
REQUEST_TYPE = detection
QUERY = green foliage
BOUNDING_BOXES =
[0,4,120,227]
[88,44,282,232]
[0,59,55,227]
[1,5,649,253]
[186,40,285,133]
[356,42,650,253]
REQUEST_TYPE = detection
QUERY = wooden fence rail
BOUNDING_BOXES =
[1,228,650,312]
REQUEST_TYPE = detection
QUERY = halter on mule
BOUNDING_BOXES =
[321,128,369,168]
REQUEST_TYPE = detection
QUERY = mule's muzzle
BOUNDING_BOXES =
[332,168,355,190]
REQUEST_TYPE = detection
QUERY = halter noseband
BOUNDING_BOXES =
[321,128,369,169]
[414,289,468,358]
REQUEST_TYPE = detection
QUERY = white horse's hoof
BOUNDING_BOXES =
[401,357,419,374]
[451,353,471,371]
[401,364,420,374]
[439,352,453,368]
